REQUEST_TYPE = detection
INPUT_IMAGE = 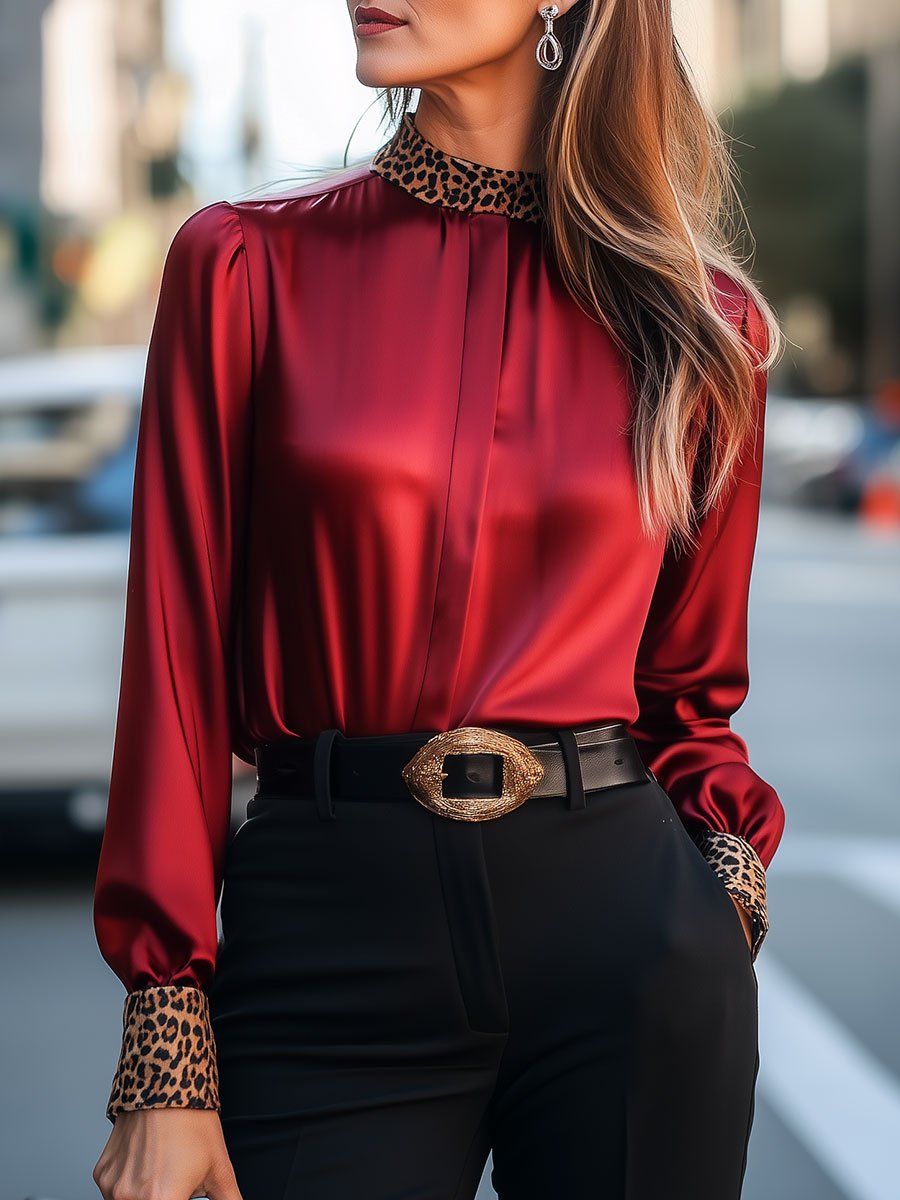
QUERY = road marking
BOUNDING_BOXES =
[757,954,900,1200]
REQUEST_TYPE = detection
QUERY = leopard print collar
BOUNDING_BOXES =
[370,111,545,223]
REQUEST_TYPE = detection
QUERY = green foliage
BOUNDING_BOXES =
[722,56,867,389]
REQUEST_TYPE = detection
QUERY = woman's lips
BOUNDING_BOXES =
[355,6,407,36]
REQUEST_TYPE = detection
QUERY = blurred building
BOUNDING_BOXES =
[0,2,50,353]
[677,0,900,105]
[41,0,185,221]
[0,4,46,213]
[0,0,195,351]
[675,0,900,391]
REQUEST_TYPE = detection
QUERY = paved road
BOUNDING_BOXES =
[1,504,897,1200]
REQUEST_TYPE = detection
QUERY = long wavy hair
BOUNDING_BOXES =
[377,2,782,553]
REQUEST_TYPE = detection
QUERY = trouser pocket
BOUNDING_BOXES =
[646,775,755,966]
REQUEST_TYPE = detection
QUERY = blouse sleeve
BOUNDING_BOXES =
[628,277,785,961]
[92,201,253,1124]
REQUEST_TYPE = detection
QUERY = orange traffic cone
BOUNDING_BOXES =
[860,475,900,527]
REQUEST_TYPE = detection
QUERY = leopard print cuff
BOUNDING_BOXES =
[106,985,220,1124]
[690,829,769,962]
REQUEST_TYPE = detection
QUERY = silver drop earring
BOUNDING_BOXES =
[536,5,563,71]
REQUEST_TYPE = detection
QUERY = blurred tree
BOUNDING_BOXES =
[723,56,867,395]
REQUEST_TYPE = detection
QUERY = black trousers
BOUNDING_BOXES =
[209,743,759,1200]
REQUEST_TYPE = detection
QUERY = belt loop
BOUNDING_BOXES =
[313,727,342,820]
[557,729,586,809]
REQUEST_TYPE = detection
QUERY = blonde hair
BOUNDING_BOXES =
[384,0,782,553]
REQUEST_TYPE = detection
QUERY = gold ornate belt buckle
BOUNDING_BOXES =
[401,726,544,821]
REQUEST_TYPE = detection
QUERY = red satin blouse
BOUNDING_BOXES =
[93,112,785,1021]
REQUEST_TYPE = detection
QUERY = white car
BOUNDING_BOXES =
[763,392,867,508]
[0,346,252,845]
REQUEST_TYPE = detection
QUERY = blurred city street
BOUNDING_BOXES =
[1,501,897,1200]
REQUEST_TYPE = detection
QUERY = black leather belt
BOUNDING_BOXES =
[253,721,651,822]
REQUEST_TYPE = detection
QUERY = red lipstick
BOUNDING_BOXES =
[355,6,407,37]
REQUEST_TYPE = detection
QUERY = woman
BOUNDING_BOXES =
[92,2,785,1198]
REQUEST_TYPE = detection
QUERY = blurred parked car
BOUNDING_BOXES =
[764,392,867,510]
[0,347,251,849]
[765,389,900,516]
[833,381,900,522]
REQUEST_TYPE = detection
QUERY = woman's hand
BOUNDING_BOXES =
[729,894,754,951]
[93,1108,243,1200]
